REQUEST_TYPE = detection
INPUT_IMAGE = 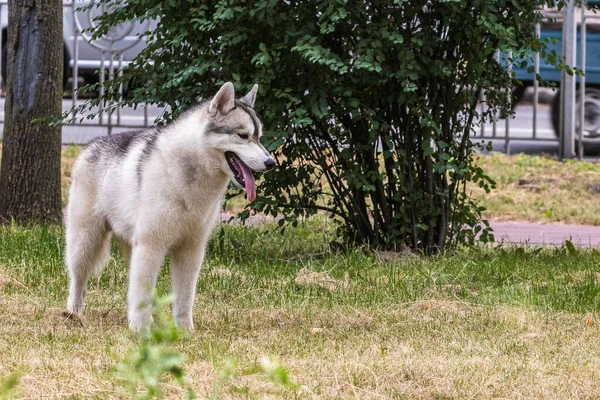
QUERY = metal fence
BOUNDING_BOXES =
[0,1,597,155]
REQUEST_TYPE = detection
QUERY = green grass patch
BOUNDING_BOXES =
[1,220,600,398]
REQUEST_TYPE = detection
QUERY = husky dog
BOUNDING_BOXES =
[65,82,274,330]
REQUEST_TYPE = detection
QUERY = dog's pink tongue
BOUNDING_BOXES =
[241,165,256,202]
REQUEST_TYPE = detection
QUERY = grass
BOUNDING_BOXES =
[1,220,600,398]
[2,144,600,396]
[60,145,81,206]
[471,152,600,225]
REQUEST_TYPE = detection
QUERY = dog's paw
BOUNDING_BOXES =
[175,318,195,332]
[66,296,86,316]
[62,310,84,327]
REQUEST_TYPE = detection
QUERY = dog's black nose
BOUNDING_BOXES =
[264,158,276,170]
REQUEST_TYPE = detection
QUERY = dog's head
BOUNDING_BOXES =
[203,82,275,202]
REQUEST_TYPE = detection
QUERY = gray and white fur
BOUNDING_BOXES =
[65,82,274,330]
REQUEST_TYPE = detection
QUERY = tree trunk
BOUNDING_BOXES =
[0,0,63,224]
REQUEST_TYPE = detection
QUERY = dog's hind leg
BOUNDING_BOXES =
[65,194,112,315]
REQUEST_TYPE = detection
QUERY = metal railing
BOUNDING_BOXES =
[67,0,152,135]
[574,3,600,158]
[0,0,160,142]
[0,1,596,152]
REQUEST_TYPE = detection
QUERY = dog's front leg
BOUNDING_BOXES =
[128,242,166,331]
[170,241,205,330]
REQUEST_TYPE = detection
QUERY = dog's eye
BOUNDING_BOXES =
[238,133,249,140]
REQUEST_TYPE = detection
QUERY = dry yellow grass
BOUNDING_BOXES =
[1,293,600,399]
[2,222,600,398]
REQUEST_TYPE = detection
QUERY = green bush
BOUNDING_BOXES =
[73,0,564,252]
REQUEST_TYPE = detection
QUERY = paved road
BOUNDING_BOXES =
[0,88,596,161]
[475,103,560,154]
[491,222,600,246]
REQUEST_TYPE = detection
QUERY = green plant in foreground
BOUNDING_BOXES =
[259,356,299,391]
[115,295,194,399]
[115,294,300,399]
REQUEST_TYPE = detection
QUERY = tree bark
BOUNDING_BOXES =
[0,0,63,224]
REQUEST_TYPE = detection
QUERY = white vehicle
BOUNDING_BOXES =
[0,1,153,87]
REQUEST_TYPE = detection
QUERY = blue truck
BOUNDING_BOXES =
[512,7,600,138]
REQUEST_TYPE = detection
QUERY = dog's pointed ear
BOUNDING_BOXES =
[208,82,236,115]
[240,84,258,108]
